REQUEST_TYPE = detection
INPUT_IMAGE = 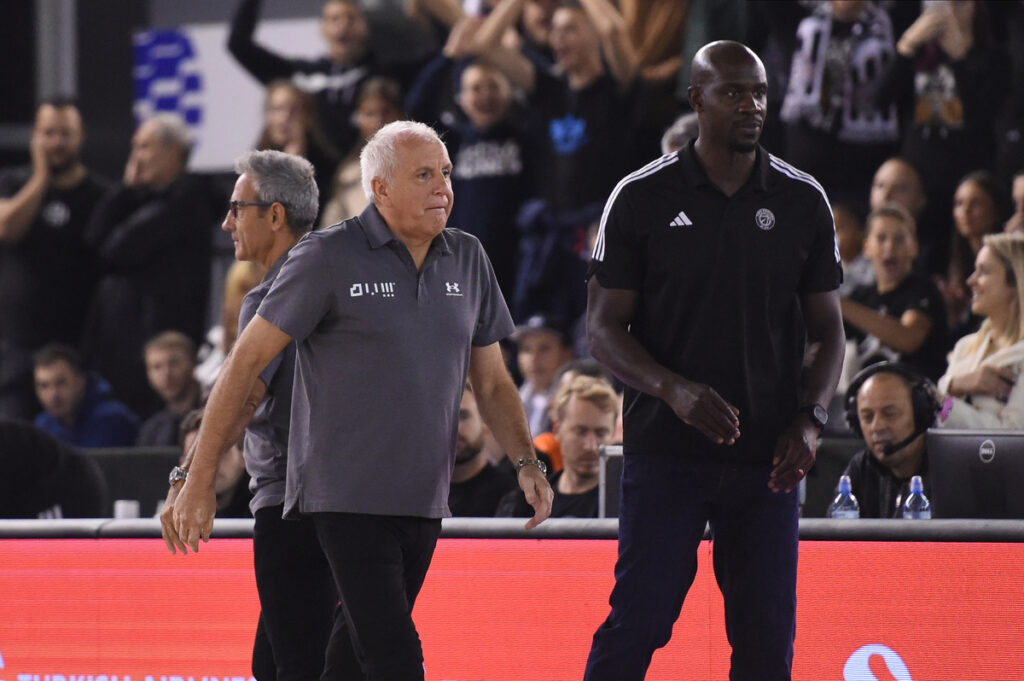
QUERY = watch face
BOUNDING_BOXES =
[812,404,828,426]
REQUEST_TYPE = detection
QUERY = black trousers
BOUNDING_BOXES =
[312,512,442,681]
[252,505,337,681]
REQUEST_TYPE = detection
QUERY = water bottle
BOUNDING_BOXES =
[828,475,860,519]
[901,475,931,519]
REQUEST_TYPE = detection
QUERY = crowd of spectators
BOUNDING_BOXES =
[3,0,1024,520]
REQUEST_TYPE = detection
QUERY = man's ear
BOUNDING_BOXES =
[688,85,702,113]
[371,176,389,205]
[269,201,291,232]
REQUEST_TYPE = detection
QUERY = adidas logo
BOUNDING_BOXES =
[669,210,693,227]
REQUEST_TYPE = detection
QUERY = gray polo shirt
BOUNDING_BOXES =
[239,252,295,514]
[257,204,514,518]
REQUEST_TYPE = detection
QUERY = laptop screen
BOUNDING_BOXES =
[926,429,1024,519]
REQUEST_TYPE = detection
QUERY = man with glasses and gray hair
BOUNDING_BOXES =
[171,121,552,680]
[161,149,336,681]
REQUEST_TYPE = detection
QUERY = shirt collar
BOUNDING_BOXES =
[357,202,454,256]
[677,140,772,194]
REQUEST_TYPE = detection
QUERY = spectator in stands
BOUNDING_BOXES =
[868,157,934,272]
[405,18,534,298]
[842,202,949,381]
[177,409,251,518]
[477,0,641,319]
[779,0,900,204]
[449,384,519,516]
[0,97,108,420]
[878,0,1007,276]
[195,260,266,393]
[33,343,139,448]
[834,201,873,297]
[937,233,1024,429]
[940,170,1009,338]
[840,362,939,519]
[138,331,202,447]
[255,80,339,216]
[229,0,411,158]
[497,374,618,518]
[514,313,575,437]
[1004,169,1024,235]
[660,111,698,155]
[533,357,614,472]
[319,77,403,227]
[0,418,108,519]
[82,114,220,417]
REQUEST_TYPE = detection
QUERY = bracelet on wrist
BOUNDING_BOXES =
[515,457,548,476]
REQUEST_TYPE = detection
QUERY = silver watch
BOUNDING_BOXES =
[168,465,189,486]
[515,457,548,476]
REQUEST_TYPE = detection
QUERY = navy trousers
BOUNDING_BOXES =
[583,453,800,681]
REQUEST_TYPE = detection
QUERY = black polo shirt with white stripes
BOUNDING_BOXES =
[589,141,841,463]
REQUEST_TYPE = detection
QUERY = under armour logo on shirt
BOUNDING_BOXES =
[445,282,463,296]
[669,210,693,227]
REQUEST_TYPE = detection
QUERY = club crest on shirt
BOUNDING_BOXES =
[755,208,776,231]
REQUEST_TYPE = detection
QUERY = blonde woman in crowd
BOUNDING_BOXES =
[937,234,1024,428]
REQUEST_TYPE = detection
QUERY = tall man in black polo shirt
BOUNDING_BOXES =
[583,41,845,681]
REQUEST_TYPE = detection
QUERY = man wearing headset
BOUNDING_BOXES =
[841,362,941,518]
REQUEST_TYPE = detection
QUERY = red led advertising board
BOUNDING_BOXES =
[0,539,1022,681]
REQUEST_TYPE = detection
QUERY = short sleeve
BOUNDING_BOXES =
[256,235,333,343]
[471,242,515,346]
[588,186,643,290]
[797,194,842,294]
[240,286,283,387]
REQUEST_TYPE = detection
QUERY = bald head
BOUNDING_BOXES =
[690,41,765,90]
[688,41,767,154]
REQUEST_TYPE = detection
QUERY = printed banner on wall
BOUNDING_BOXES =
[0,539,1022,681]
[133,19,322,172]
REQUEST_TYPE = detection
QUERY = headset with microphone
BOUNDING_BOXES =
[844,361,941,456]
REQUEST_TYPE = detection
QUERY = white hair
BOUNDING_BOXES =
[359,120,444,202]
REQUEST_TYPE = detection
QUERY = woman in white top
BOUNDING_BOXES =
[938,234,1024,428]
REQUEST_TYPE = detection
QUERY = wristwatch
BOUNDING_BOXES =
[168,465,189,486]
[800,403,828,431]
[515,457,548,476]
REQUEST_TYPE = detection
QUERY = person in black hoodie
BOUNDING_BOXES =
[406,17,535,299]
[229,0,413,159]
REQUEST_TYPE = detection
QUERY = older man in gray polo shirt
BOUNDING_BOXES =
[172,121,553,681]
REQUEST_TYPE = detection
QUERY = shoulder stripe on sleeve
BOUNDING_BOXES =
[592,153,679,262]
[768,154,841,264]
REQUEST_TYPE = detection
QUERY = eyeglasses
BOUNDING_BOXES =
[229,200,275,219]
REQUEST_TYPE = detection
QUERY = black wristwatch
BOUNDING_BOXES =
[800,403,828,431]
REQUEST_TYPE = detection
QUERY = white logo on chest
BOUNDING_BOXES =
[755,208,775,231]
[349,282,396,298]
[445,281,463,296]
